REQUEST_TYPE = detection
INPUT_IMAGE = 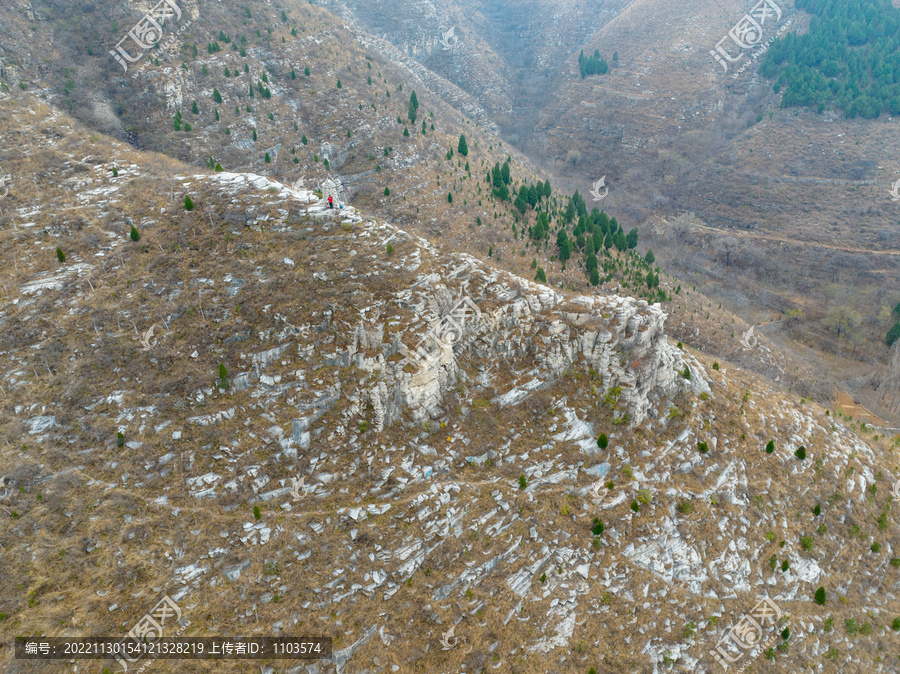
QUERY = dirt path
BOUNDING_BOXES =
[652,216,900,257]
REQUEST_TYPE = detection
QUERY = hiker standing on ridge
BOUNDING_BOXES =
[328,194,334,209]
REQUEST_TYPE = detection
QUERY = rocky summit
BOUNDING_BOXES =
[1,3,900,674]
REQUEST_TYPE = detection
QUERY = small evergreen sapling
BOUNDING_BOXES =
[596,433,608,449]
[129,225,140,242]
[815,587,827,605]
[766,440,775,454]
[56,247,66,263]
[184,195,194,211]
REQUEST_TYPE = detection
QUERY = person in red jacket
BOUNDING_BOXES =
[328,195,334,209]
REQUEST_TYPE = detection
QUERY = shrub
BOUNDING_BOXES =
[800,536,814,551]
[591,518,604,536]
[116,432,125,448]
[891,558,900,568]
[872,541,881,553]
[712,361,719,370]
[781,627,790,640]
[813,503,821,516]
[253,504,261,520]
[677,500,693,514]
[892,618,900,631]
[539,572,546,583]
[682,367,691,380]
[630,500,640,513]
[697,441,708,453]
[384,187,390,196]
[596,433,608,449]
[184,195,194,210]
[815,587,826,605]
[129,225,140,242]
[637,489,651,504]
[386,243,394,255]
[795,446,806,460]
[781,559,789,572]
[519,474,527,490]
[765,440,775,454]
[56,247,66,263]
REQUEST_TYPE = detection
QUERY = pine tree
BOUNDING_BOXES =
[384,187,390,196]
[214,108,219,121]
[184,195,194,211]
[337,79,342,88]
[281,10,288,21]
[265,152,271,163]
[291,69,296,79]
[458,134,468,156]
[590,267,600,286]
[626,227,639,249]
[212,88,223,103]
[129,225,140,242]
[645,249,655,265]
[534,267,547,283]
[447,192,453,204]
[302,134,308,145]
[403,127,410,137]
[253,129,257,141]
[888,322,900,347]
[305,66,310,76]
[56,247,66,263]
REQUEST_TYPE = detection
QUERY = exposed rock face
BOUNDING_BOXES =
[340,251,708,430]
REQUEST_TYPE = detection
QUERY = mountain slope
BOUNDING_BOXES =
[0,95,899,674]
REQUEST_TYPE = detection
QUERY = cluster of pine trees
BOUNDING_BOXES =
[487,159,512,200]
[578,49,615,78]
[761,0,900,117]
